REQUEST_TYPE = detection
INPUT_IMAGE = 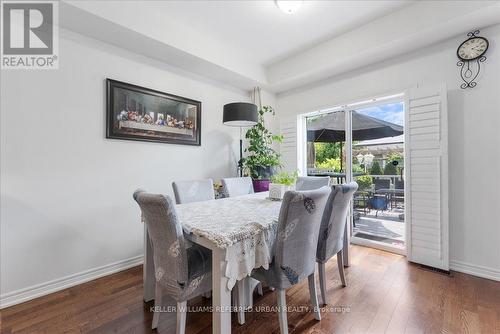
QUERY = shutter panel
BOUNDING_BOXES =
[280,118,298,172]
[405,84,449,270]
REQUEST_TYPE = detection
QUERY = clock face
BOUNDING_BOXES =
[457,37,489,61]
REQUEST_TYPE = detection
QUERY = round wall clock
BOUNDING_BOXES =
[457,30,489,89]
[457,36,489,60]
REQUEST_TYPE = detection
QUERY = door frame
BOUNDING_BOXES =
[297,92,408,256]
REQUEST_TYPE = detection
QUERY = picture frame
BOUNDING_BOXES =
[106,79,201,146]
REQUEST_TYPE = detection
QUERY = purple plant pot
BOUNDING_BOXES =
[252,179,270,192]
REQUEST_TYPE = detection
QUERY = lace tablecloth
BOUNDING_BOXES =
[176,192,281,289]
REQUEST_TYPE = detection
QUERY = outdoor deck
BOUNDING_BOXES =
[353,208,405,248]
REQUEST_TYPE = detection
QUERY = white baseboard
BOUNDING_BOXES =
[0,255,143,309]
[450,260,500,282]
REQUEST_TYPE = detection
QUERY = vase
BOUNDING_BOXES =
[251,166,277,192]
[252,179,271,192]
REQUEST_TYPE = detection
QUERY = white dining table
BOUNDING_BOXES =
[142,191,350,334]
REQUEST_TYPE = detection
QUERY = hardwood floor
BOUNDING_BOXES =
[1,245,499,333]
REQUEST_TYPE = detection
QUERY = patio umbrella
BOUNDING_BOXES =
[307,110,403,172]
[307,110,403,142]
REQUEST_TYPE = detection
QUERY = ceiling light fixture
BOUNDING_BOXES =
[275,0,303,14]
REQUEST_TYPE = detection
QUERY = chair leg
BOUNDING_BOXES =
[337,250,347,287]
[318,262,328,305]
[308,273,321,321]
[152,283,162,329]
[176,301,187,334]
[277,289,288,334]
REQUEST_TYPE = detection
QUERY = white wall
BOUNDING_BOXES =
[0,29,276,305]
[277,24,500,280]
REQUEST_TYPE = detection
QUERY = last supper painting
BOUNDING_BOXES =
[106,79,201,146]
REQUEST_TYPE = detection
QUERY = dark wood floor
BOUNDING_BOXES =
[1,245,499,333]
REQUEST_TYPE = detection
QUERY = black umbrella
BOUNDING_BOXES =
[307,110,404,173]
[307,110,403,142]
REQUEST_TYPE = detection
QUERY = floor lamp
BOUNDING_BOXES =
[223,102,258,177]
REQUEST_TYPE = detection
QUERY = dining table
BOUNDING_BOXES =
[142,191,350,334]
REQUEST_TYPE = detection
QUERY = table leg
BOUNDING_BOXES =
[212,247,231,334]
[143,224,155,302]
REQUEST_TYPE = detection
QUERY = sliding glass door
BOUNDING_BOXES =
[350,102,405,254]
[305,99,405,254]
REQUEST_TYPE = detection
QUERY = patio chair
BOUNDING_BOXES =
[393,180,404,209]
[316,182,358,305]
[353,190,370,215]
[250,187,331,334]
[374,178,390,191]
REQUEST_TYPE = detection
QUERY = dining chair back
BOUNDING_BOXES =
[316,182,358,305]
[275,186,331,288]
[296,176,330,191]
[250,187,331,334]
[374,178,390,190]
[133,190,212,332]
[172,179,215,204]
[221,177,254,197]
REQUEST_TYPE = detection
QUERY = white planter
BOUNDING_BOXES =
[268,183,295,200]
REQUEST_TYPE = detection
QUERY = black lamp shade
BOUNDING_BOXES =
[223,102,258,127]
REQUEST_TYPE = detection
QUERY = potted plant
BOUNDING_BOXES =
[269,170,299,200]
[243,105,282,192]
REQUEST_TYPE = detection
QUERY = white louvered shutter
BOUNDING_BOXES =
[279,118,298,172]
[405,84,449,270]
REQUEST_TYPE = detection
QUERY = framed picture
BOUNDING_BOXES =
[106,79,201,146]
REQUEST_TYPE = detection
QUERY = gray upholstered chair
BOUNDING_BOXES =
[133,190,212,333]
[172,179,215,204]
[221,177,254,197]
[316,182,358,305]
[251,187,331,334]
[295,176,330,191]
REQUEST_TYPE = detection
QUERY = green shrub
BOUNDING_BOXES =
[370,161,383,175]
[271,170,299,186]
[384,162,398,175]
[355,175,373,190]
[314,142,341,163]
[352,164,365,173]
[316,158,341,171]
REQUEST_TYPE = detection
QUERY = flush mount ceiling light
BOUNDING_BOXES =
[275,0,303,14]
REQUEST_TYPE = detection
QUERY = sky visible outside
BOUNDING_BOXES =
[357,102,404,126]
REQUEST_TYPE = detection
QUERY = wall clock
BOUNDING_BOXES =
[457,30,489,89]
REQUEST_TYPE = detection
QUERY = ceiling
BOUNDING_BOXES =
[62,0,500,93]
[140,0,413,66]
